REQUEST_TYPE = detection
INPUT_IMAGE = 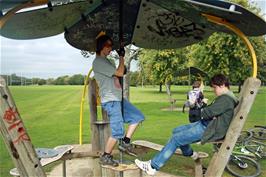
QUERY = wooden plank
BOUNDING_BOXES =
[101,163,138,172]
[132,140,208,158]
[0,76,46,177]
[205,78,261,177]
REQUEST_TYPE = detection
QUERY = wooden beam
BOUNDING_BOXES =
[0,76,46,176]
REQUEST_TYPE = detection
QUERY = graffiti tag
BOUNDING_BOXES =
[3,107,30,144]
[147,13,205,39]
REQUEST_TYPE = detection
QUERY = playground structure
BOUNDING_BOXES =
[0,0,266,177]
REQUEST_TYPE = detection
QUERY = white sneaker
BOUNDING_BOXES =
[190,151,199,160]
[135,159,156,176]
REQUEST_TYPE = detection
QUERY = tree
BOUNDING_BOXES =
[54,75,69,85]
[129,71,141,87]
[139,48,189,92]
[189,32,266,85]
[68,74,85,85]
[37,79,46,85]
[187,0,266,84]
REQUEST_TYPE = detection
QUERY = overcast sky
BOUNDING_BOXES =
[0,0,265,79]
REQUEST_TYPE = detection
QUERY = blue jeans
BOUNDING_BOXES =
[151,121,207,170]
[101,99,145,139]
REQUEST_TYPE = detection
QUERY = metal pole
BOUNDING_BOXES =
[119,2,124,176]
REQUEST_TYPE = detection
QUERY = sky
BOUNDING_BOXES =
[0,0,265,79]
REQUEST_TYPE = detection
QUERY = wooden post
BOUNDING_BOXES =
[88,78,112,177]
[205,78,261,177]
[194,158,203,177]
[101,106,110,151]
[0,76,46,177]
[88,78,100,152]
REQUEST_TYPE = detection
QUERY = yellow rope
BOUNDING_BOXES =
[202,14,257,78]
[79,68,93,145]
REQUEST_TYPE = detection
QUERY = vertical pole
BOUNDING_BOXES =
[62,160,66,177]
[0,76,46,177]
[88,78,99,152]
[119,1,124,177]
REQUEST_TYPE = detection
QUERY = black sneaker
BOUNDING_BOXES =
[118,141,137,157]
[99,154,119,167]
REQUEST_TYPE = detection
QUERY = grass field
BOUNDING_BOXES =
[0,85,265,177]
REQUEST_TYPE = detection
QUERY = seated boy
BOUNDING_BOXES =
[135,74,238,175]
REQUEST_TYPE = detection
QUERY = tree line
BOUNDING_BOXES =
[1,74,86,86]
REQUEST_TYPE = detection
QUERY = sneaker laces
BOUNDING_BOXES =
[142,161,151,171]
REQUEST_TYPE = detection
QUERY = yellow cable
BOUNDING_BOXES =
[201,14,257,78]
[79,68,93,145]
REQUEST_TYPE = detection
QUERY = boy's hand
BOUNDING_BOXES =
[116,47,125,57]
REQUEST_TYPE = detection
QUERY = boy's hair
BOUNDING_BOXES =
[210,74,230,88]
[192,81,201,89]
[96,35,113,54]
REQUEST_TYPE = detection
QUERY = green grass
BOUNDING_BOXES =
[0,85,265,176]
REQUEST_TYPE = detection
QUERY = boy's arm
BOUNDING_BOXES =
[114,56,125,77]
[200,95,234,120]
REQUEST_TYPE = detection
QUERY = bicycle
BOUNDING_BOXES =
[245,139,266,159]
[214,131,261,177]
[249,125,266,140]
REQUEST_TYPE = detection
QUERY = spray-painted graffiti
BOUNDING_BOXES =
[3,107,30,144]
[4,107,17,123]
[147,13,205,39]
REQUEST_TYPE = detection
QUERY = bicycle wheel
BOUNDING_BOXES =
[245,140,266,158]
[226,155,261,177]
[237,131,253,144]
[249,127,266,140]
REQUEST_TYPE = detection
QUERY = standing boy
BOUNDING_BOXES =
[183,80,206,123]
[93,34,144,167]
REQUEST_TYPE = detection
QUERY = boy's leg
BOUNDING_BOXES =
[100,101,124,166]
[123,99,145,138]
[126,123,138,138]
[119,99,145,156]
[105,137,117,153]
[151,121,205,170]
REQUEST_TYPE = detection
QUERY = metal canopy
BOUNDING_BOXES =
[1,0,266,51]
